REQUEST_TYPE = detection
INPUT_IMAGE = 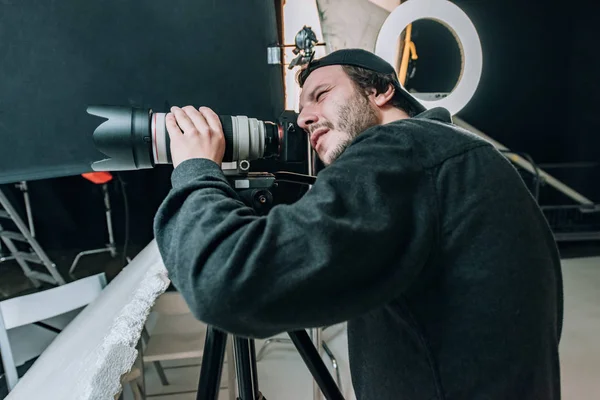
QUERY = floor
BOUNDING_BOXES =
[558,256,600,399]
[138,325,355,400]
[135,256,600,400]
[1,251,599,399]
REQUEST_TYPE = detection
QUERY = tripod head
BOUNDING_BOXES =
[226,171,316,216]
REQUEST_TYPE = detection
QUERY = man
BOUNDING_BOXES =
[154,49,563,399]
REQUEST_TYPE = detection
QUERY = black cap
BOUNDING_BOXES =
[299,48,426,114]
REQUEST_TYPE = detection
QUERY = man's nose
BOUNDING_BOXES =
[297,108,318,131]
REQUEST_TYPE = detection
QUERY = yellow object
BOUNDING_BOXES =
[398,24,418,86]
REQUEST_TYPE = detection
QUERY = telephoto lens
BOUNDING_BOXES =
[87,106,281,171]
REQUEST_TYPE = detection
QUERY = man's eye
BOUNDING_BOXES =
[316,91,326,101]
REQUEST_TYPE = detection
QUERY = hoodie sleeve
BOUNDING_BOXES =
[153,124,438,338]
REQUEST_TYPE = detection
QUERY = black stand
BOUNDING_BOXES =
[196,327,344,400]
[195,172,345,400]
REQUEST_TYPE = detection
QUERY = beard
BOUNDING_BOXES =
[326,89,379,164]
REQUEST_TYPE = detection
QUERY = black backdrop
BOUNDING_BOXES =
[406,0,600,205]
[0,0,284,184]
[1,0,598,256]
[0,0,285,253]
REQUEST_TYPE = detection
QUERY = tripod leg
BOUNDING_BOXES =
[288,331,345,400]
[226,337,237,400]
[248,340,260,396]
[197,326,228,400]
[233,337,260,400]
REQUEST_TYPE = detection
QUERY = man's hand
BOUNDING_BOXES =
[165,106,226,168]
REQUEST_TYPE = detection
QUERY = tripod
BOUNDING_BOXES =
[194,172,345,400]
[196,327,345,400]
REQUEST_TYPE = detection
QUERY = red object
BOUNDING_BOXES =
[81,172,113,184]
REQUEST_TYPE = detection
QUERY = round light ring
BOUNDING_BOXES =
[375,0,483,115]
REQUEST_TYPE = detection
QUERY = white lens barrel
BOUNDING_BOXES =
[232,116,246,161]
[151,112,265,164]
[248,117,265,161]
[151,112,169,164]
[230,116,265,161]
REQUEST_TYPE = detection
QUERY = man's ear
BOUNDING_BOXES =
[373,84,395,107]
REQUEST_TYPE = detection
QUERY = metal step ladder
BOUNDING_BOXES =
[0,183,66,287]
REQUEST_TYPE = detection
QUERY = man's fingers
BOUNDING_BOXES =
[165,113,183,140]
[171,106,198,135]
[182,106,211,135]
[198,106,222,136]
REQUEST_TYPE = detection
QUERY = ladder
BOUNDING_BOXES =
[0,185,66,287]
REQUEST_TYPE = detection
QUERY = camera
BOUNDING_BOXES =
[87,106,307,175]
[87,106,311,215]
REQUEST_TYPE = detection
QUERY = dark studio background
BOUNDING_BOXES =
[406,0,600,205]
[0,0,288,264]
[0,0,598,269]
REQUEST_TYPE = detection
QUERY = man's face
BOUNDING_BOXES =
[297,65,380,165]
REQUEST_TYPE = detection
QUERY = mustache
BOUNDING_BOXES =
[309,121,334,135]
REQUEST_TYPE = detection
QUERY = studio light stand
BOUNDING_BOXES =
[69,173,119,278]
[194,172,345,400]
